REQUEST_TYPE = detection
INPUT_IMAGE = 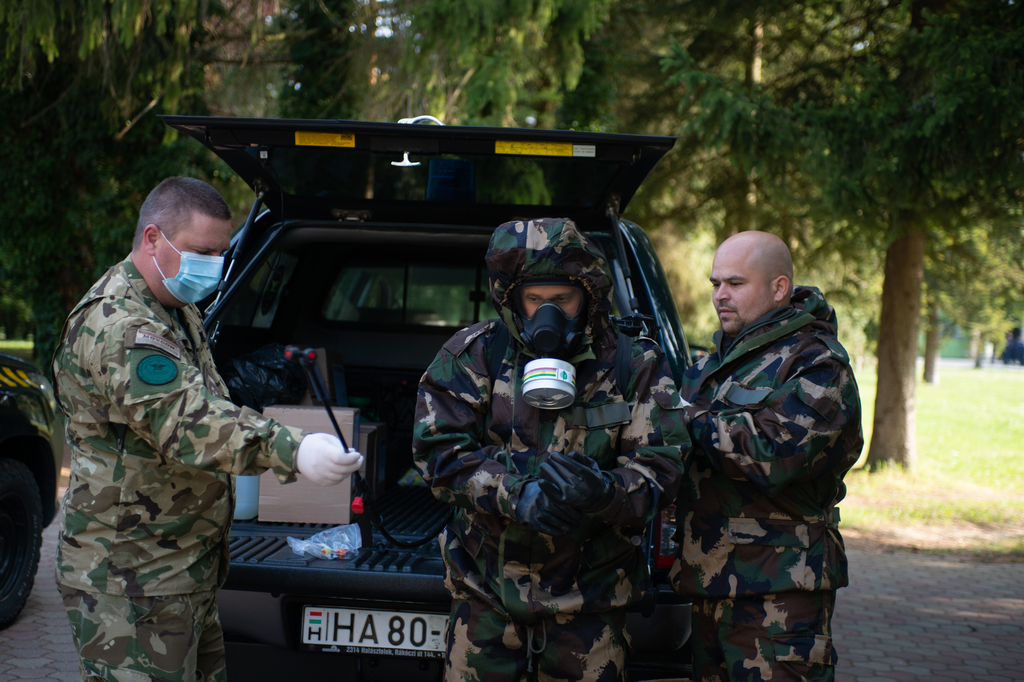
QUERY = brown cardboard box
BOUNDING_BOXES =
[258,405,360,524]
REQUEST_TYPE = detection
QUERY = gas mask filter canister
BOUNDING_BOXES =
[514,283,588,409]
[522,357,577,409]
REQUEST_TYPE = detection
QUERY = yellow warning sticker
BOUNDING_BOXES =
[2,366,29,387]
[496,141,573,157]
[295,131,356,148]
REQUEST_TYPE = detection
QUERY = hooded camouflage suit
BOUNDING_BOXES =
[53,257,304,680]
[669,286,863,682]
[413,218,688,681]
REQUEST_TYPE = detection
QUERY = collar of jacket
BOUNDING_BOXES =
[122,257,200,337]
[699,305,816,385]
[123,257,160,308]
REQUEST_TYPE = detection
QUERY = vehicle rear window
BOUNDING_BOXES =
[322,262,482,328]
[250,147,617,209]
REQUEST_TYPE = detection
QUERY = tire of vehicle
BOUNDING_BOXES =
[0,457,43,629]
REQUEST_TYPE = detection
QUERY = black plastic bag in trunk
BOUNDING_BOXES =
[222,343,306,411]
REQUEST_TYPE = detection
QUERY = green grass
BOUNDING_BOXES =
[0,339,35,362]
[843,366,1024,532]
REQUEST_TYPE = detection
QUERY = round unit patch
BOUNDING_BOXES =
[137,354,178,385]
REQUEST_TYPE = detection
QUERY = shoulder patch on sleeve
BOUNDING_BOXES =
[129,327,181,360]
[128,349,183,400]
[137,354,179,385]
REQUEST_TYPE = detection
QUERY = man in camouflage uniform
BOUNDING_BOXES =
[669,231,863,682]
[52,177,363,682]
[413,217,689,682]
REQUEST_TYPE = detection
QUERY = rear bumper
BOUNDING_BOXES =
[224,638,689,682]
[219,585,691,681]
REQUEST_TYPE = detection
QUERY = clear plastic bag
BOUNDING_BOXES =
[286,524,362,560]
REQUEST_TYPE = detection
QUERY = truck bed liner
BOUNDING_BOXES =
[225,485,451,601]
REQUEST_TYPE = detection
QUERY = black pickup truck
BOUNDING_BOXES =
[163,115,693,681]
[0,351,62,629]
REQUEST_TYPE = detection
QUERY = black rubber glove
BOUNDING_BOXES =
[514,481,583,536]
[538,450,615,514]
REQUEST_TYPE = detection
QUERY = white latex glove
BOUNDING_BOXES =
[295,433,364,487]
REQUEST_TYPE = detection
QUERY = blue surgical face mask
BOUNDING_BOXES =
[153,230,225,304]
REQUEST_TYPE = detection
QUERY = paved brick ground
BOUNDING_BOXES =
[3,522,1022,681]
[0,521,78,680]
[833,551,1024,682]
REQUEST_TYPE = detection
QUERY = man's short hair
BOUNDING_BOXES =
[132,177,231,249]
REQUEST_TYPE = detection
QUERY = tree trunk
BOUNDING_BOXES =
[922,302,940,385]
[866,228,927,472]
[970,328,983,369]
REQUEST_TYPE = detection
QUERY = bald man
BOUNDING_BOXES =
[670,231,863,682]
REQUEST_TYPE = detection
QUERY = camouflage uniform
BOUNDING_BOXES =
[59,588,225,682]
[413,218,689,682]
[668,286,863,682]
[53,257,305,681]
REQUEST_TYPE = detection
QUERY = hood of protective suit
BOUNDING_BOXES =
[790,285,839,334]
[485,217,615,356]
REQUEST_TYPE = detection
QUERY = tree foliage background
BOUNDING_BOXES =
[655,0,1024,468]
[0,0,226,361]
[1,0,1022,471]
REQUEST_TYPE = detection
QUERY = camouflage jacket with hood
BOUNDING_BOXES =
[669,286,863,601]
[52,257,305,597]
[412,218,688,625]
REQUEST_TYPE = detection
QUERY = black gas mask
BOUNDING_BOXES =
[511,278,589,409]
[512,278,589,360]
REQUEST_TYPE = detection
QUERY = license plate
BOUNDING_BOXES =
[302,606,448,658]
